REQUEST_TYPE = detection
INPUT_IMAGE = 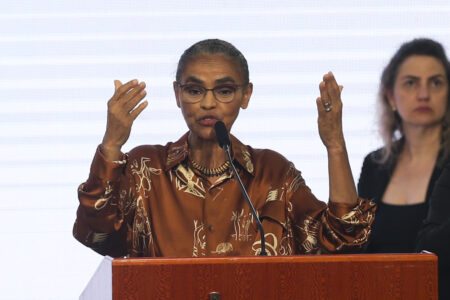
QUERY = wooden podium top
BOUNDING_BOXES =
[81,253,438,300]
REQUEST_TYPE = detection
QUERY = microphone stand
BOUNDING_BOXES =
[222,143,267,256]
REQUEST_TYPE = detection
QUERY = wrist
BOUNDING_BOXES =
[100,143,123,161]
[326,141,347,155]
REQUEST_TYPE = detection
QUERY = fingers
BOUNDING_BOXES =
[108,79,148,120]
[111,79,142,102]
[319,81,329,104]
[129,100,149,120]
[322,72,342,104]
[319,80,333,113]
[123,82,147,111]
[102,79,148,153]
[110,79,147,110]
[317,73,344,150]
[318,72,344,114]
[316,97,326,115]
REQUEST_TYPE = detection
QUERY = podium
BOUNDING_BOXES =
[80,254,437,299]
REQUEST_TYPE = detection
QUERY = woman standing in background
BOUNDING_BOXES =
[358,38,450,253]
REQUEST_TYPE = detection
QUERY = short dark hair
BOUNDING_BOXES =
[378,38,450,163]
[175,39,250,84]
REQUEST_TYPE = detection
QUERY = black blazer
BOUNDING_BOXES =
[417,162,450,300]
[358,148,443,205]
[358,148,443,253]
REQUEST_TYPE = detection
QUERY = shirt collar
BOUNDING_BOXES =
[165,132,255,176]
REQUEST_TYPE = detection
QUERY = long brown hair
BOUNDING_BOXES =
[378,38,450,164]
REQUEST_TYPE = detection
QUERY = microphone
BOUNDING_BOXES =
[214,121,267,256]
[215,121,231,149]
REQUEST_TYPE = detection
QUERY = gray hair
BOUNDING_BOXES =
[176,39,249,84]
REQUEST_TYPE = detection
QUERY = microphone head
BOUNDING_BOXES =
[214,121,231,149]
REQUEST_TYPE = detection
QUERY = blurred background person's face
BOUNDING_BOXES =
[388,55,448,129]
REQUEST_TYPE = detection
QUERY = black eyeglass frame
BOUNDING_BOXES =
[175,82,247,103]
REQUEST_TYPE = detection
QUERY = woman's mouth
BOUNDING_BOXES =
[198,117,219,126]
[414,106,432,113]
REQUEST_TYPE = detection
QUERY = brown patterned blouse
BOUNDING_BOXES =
[73,133,375,257]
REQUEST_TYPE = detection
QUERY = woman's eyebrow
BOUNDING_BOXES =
[182,76,204,84]
[428,74,446,79]
[181,76,237,85]
[215,77,237,84]
[400,75,420,80]
[400,73,445,80]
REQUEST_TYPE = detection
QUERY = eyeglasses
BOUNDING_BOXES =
[176,82,245,103]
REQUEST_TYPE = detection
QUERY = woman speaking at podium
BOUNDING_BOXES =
[73,39,375,257]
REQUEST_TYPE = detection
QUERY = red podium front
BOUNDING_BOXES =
[80,253,437,299]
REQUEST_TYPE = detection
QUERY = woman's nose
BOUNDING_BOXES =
[200,90,217,108]
[417,84,430,101]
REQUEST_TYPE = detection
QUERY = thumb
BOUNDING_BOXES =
[114,80,123,91]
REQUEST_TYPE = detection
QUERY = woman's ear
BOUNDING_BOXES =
[173,81,181,108]
[240,83,253,109]
[386,90,397,111]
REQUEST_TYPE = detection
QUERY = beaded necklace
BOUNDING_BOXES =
[190,159,231,177]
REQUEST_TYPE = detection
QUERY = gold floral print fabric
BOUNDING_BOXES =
[73,133,375,257]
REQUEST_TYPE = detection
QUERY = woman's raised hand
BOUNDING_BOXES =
[316,72,358,205]
[316,72,345,152]
[101,79,148,160]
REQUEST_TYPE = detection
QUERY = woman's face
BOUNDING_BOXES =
[174,53,252,142]
[388,55,448,129]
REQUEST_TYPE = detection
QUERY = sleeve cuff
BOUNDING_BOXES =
[327,200,357,218]
[89,145,127,182]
